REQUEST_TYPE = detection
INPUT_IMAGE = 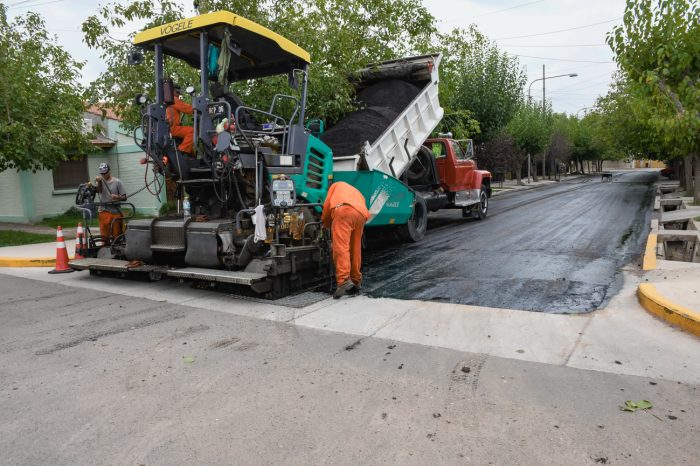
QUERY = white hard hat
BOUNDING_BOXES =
[98,162,110,174]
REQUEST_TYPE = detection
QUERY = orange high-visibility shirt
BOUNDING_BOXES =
[166,98,193,128]
[321,181,370,228]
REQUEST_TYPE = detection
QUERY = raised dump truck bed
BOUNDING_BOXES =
[321,54,443,177]
[322,53,490,242]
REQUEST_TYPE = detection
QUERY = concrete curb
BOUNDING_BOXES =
[642,233,657,271]
[638,188,699,337]
[0,257,57,267]
[638,283,700,337]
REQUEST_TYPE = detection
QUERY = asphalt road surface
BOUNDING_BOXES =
[364,172,657,313]
[1,275,697,465]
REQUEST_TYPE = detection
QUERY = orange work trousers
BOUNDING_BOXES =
[98,211,124,245]
[331,205,366,286]
[171,125,194,155]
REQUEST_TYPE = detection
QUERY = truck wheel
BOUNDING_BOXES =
[462,188,489,220]
[474,188,489,219]
[399,194,428,242]
[406,146,434,185]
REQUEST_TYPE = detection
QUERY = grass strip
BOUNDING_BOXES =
[0,230,56,247]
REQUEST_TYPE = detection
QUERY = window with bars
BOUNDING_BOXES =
[52,157,88,190]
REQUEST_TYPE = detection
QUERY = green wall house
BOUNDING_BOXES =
[0,107,165,223]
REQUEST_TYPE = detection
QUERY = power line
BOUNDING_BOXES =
[440,0,545,24]
[498,44,608,48]
[474,0,545,18]
[548,75,615,93]
[514,54,614,64]
[547,92,607,96]
[8,0,39,6]
[494,17,622,41]
[8,0,64,9]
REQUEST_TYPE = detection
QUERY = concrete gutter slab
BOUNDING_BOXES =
[371,301,589,365]
[293,296,414,337]
[660,207,700,222]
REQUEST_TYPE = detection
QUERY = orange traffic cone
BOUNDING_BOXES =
[48,226,74,274]
[74,223,85,260]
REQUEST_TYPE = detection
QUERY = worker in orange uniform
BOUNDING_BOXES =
[321,181,370,299]
[166,84,194,155]
[94,163,126,245]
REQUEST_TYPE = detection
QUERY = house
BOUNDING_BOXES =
[0,107,164,223]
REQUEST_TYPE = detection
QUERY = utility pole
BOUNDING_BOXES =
[527,69,577,182]
[542,64,546,180]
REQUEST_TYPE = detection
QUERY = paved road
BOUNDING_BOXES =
[364,172,657,313]
[1,275,698,465]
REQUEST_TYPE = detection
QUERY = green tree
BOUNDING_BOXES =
[547,113,575,178]
[476,130,522,180]
[82,1,198,129]
[0,4,91,171]
[82,0,436,129]
[608,0,700,201]
[593,77,664,165]
[569,114,603,174]
[438,26,526,143]
[506,101,552,184]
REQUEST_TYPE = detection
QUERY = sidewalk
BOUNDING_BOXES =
[490,176,569,197]
[0,239,77,267]
[638,183,700,336]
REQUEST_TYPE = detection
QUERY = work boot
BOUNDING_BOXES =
[348,282,361,295]
[333,281,354,299]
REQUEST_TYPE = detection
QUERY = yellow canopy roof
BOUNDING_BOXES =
[134,11,310,81]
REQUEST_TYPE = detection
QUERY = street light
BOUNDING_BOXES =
[528,72,579,101]
[526,66,578,182]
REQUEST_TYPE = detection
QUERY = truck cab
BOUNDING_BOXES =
[403,136,491,224]
[425,138,484,194]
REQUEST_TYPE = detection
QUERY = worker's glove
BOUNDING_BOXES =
[94,175,102,183]
[215,118,229,134]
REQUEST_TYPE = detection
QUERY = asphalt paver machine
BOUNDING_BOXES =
[71,11,334,297]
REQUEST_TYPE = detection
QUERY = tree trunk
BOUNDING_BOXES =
[532,158,539,182]
[516,162,524,185]
[550,157,556,181]
[587,160,591,173]
[679,159,685,189]
[683,154,693,193]
[542,151,546,180]
[693,153,699,204]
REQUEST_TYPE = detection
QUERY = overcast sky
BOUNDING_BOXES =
[6,0,625,116]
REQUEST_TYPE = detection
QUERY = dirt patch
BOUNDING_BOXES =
[345,338,362,351]
[174,324,210,339]
[36,309,185,355]
[231,342,258,352]
[209,337,241,349]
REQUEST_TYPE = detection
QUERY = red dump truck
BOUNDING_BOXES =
[398,135,491,240]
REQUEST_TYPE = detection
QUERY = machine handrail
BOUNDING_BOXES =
[269,94,300,125]
[233,106,289,154]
